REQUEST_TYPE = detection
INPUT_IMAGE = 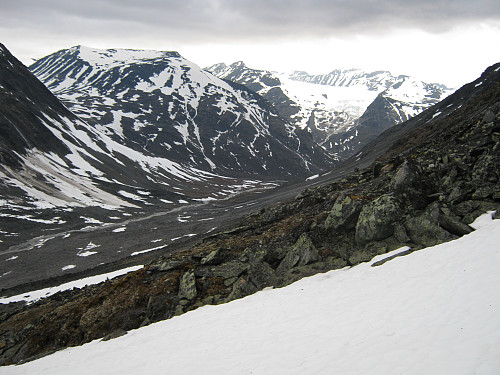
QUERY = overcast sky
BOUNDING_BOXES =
[2,0,500,87]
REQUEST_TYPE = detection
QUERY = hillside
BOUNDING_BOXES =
[1,61,498,365]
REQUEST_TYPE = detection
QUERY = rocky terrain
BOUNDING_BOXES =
[0,61,498,365]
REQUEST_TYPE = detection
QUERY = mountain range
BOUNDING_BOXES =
[30,46,334,180]
[0,39,498,367]
[206,62,452,158]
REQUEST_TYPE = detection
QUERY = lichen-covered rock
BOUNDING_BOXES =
[393,222,411,243]
[178,270,197,301]
[405,203,455,247]
[200,249,225,265]
[209,261,248,279]
[355,194,400,245]
[148,259,183,272]
[391,160,417,190]
[324,192,363,231]
[438,213,474,236]
[276,233,320,274]
[348,251,373,265]
[248,261,277,289]
[226,275,258,301]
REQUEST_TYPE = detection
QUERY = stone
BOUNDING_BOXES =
[223,277,238,287]
[405,203,455,247]
[391,160,417,190]
[209,261,248,279]
[349,251,373,265]
[482,110,496,123]
[101,329,127,341]
[325,257,348,269]
[324,192,363,231]
[355,194,400,246]
[140,317,151,327]
[276,233,320,274]
[227,275,258,301]
[200,249,224,265]
[472,155,499,182]
[472,185,497,199]
[394,222,410,243]
[438,214,474,236]
[248,261,277,289]
[149,259,183,272]
[178,270,197,301]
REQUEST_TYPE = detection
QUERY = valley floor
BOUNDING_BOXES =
[4,212,499,375]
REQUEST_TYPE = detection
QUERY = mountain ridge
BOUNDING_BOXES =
[206,61,452,159]
[31,46,336,179]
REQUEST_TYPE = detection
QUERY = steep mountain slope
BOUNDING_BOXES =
[206,62,452,159]
[1,62,498,366]
[30,46,335,179]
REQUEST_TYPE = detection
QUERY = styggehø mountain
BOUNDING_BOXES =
[30,46,336,180]
[206,62,452,159]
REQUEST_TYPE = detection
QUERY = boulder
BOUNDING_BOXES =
[348,251,373,265]
[148,258,183,272]
[405,203,455,247]
[200,249,225,266]
[276,233,320,274]
[438,213,474,236]
[391,160,417,190]
[393,222,411,243]
[227,275,258,301]
[355,194,400,246]
[248,261,277,289]
[209,261,248,279]
[178,270,197,301]
[324,192,363,231]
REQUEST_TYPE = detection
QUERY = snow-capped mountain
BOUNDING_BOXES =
[0,43,289,271]
[30,46,335,179]
[206,62,452,159]
[1,44,280,210]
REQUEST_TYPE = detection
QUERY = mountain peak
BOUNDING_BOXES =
[229,61,247,69]
[63,46,183,68]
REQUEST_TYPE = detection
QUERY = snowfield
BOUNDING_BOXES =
[4,213,500,374]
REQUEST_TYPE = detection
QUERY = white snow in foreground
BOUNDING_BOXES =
[0,266,144,304]
[4,213,500,374]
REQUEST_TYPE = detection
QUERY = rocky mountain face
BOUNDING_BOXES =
[2,61,498,365]
[30,46,335,179]
[206,62,452,159]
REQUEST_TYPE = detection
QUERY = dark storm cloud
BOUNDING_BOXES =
[3,0,500,42]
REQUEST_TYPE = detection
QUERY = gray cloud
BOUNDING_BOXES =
[3,0,500,44]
